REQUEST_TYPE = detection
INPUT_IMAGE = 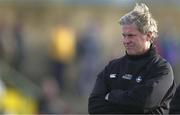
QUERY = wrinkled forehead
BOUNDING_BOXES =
[121,24,140,33]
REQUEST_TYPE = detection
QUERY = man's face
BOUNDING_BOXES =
[121,24,151,55]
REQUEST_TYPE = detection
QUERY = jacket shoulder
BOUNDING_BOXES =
[150,55,173,75]
[108,56,126,67]
[153,55,172,68]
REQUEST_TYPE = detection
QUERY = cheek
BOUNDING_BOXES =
[133,40,143,49]
[137,41,146,49]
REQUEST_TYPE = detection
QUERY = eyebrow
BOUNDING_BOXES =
[122,33,136,36]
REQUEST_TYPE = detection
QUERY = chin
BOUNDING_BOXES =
[127,52,136,55]
[128,53,137,55]
[126,49,135,55]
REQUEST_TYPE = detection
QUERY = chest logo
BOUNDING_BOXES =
[136,76,142,83]
[110,74,116,78]
[122,74,132,80]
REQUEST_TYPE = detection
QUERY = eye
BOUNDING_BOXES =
[128,34,136,37]
[122,34,126,37]
[122,34,136,38]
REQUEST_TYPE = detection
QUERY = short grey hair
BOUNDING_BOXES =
[119,3,158,41]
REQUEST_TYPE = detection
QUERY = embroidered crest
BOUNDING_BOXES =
[110,74,116,78]
[136,76,142,83]
[122,74,132,80]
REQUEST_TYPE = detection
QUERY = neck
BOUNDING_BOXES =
[126,43,156,60]
[146,42,151,50]
[142,42,151,55]
[128,42,151,56]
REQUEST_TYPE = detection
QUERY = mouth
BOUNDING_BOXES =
[125,45,133,49]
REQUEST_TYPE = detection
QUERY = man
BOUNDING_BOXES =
[88,3,176,114]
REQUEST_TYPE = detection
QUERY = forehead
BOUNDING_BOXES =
[121,24,140,34]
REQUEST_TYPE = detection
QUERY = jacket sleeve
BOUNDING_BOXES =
[170,85,180,114]
[88,64,118,114]
[107,63,174,112]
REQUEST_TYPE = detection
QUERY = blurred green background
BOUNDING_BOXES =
[0,0,180,114]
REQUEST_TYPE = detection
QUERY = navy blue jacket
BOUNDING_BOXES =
[88,45,176,114]
[170,84,180,114]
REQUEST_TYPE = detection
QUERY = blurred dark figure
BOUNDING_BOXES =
[170,85,180,114]
[48,20,76,90]
[0,18,5,59]
[157,29,179,66]
[12,16,25,71]
[38,78,70,114]
[157,29,180,84]
[76,21,100,97]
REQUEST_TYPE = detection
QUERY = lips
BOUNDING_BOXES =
[125,45,133,49]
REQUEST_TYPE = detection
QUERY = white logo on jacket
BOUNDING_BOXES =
[110,74,116,78]
[122,74,132,80]
[136,76,142,83]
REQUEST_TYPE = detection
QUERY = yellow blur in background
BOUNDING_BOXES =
[0,87,37,114]
[50,26,76,63]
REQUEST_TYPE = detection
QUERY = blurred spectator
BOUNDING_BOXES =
[0,59,38,114]
[76,21,101,97]
[0,78,5,96]
[38,78,70,114]
[0,78,6,113]
[0,18,6,59]
[0,85,37,114]
[48,21,76,90]
[157,29,179,66]
[0,19,7,113]
[157,28,180,84]
[11,15,25,71]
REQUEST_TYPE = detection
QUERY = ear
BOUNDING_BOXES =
[146,32,152,41]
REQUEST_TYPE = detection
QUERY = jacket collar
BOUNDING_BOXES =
[125,44,157,60]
